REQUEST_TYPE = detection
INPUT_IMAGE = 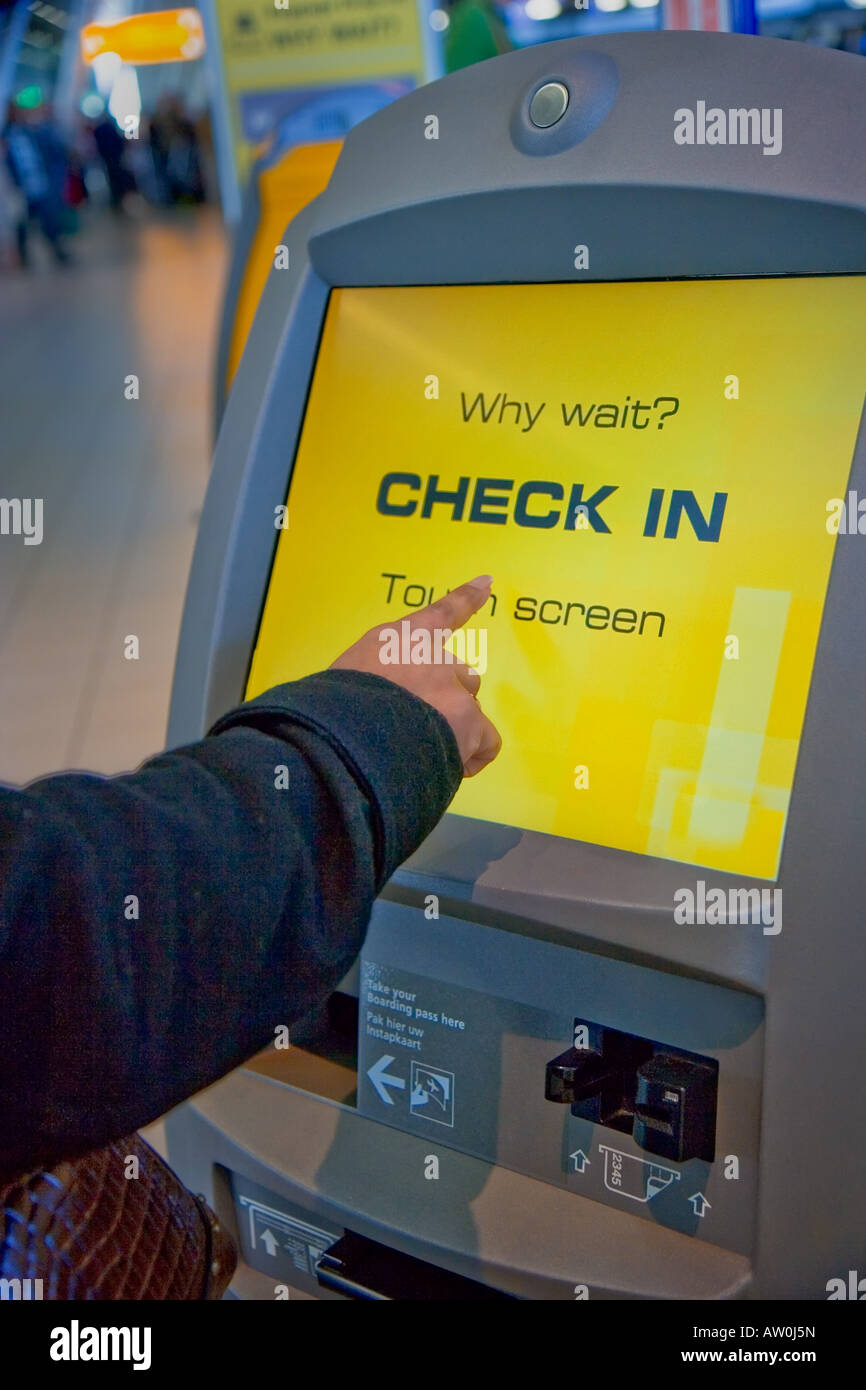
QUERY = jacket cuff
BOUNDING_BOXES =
[208,668,463,885]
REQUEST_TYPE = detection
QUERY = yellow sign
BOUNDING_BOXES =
[247,277,866,880]
[212,0,429,192]
[81,10,205,65]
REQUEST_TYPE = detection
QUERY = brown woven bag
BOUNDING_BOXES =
[0,1132,236,1299]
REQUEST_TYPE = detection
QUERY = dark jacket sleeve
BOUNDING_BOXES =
[0,668,462,1180]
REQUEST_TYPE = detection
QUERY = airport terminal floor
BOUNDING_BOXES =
[1,0,865,1359]
[0,208,225,785]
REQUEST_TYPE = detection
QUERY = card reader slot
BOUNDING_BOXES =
[314,1231,516,1300]
[546,1020,718,1163]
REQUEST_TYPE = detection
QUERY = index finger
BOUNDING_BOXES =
[410,575,493,634]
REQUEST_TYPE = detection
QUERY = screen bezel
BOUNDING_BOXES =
[242,272,865,889]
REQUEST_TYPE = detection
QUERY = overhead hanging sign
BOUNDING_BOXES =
[81,9,206,65]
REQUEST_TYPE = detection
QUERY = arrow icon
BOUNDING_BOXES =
[367,1054,406,1105]
[569,1149,591,1174]
[688,1192,711,1218]
[260,1228,278,1257]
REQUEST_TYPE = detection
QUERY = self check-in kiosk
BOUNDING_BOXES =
[167,32,866,1300]
[214,139,343,429]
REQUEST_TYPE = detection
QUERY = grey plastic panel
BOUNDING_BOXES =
[357,901,763,1255]
[311,34,865,282]
[313,189,864,286]
[165,1074,752,1300]
[212,170,263,436]
[168,222,328,750]
[166,32,866,1297]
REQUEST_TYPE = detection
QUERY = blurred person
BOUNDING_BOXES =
[92,110,134,211]
[147,94,177,203]
[192,105,217,203]
[0,154,23,268]
[148,93,204,205]
[63,150,88,217]
[123,114,161,204]
[167,98,205,203]
[445,0,512,71]
[3,103,71,266]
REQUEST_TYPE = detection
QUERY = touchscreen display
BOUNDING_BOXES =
[246,278,866,879]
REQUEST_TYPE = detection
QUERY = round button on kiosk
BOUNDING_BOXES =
[529,81,569,129]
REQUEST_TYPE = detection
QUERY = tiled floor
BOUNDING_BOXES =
[0,206,228,785]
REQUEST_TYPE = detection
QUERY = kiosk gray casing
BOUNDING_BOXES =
[167,33,866,1299]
